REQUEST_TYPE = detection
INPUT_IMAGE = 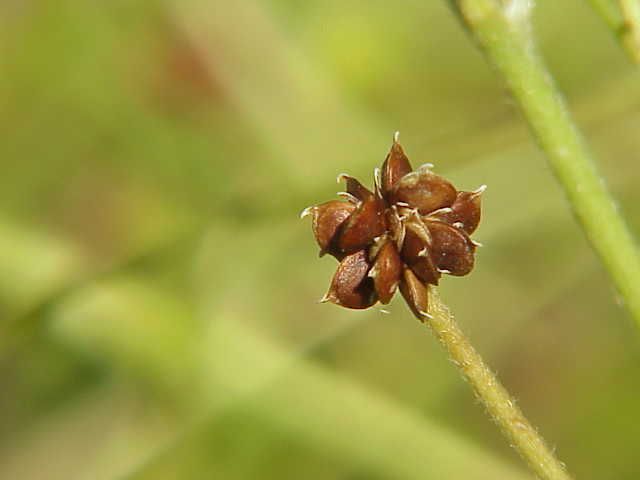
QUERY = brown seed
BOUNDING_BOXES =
[323,250,377,309]
[399,267,430,319]
[338,173,375,201]
[401,225,440,285]
[386,206,406,251]
[393,167,457,214]
[381,140,412,199]
[337,197,386,253]
[428,188,484,234]
[404,211,432,244]
[426,220,475,276]
[307,200,357,256]
[371,240,403,304]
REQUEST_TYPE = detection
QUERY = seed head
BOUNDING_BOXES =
[302,135,484,316]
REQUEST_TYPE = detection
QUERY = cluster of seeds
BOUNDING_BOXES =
[302,134,484,317]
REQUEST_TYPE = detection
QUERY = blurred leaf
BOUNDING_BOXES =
[0,385,177,480]
[0,220,86,315]
[50,277,201,404]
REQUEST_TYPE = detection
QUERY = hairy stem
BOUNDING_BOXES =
[449,0,640,327]
[424,287,572,480]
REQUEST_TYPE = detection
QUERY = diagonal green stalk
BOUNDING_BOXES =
[588,0,623,27]
[588,0,640,63]
[619,0,640,62]
[424,287,573,480]
[449,0,640,328]
[587,0,640,63]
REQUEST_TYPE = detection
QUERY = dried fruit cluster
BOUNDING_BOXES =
[302,135,484,317]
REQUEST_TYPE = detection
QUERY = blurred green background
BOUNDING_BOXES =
[1,0,639,479]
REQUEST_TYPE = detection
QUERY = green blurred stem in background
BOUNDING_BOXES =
[425,288,573,480]
[619,0,640,61]
[587,0,640,63]
[450,0,640,328]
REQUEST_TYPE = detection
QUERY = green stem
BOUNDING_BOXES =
[425,287,573,480]
[587,0,623,29]
[619,0,640,62]
[450,0,640,328]
[586,0,640,63]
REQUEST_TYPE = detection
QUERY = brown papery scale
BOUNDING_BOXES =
[302,133,485,316]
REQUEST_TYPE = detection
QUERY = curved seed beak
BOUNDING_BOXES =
[300,206,313,219]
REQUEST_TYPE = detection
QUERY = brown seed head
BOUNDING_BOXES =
[303,134,484,316]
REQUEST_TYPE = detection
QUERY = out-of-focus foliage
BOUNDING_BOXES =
[1,0,639,479]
